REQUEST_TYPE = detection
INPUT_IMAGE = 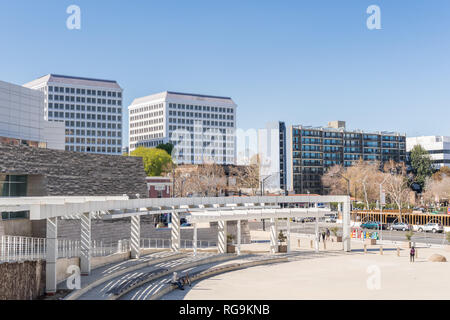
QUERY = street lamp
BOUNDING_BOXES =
[260,172,279,231]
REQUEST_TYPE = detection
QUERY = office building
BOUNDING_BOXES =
[0,80,64,150]
[23,74,123,155]
[406,136,450,169]
[128,91,237,164]
[259,120,406,195]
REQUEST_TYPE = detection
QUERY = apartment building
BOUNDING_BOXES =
[259,121,406,195]
[407,136,450,169]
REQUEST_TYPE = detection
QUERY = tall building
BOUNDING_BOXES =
[23,74,123,155]
[257,122,287,193]
[259,120,406,195]
[128,91,237,165]
[407,136,450,169]
[0,79,64,150]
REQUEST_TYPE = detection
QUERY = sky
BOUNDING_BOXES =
[1,0,450,147]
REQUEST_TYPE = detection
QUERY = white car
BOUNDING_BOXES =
[418,223,444,233]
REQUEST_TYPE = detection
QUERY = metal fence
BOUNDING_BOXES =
[1,236,218,263]
[140,238,217,249]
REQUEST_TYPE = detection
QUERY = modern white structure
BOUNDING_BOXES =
[128,91,237,165]
[23,74,123,155]
[407,136,450,169]
[0,80,64,150]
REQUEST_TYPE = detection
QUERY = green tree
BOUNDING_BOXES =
[130,147,173,177]
[156,143,174,156]
[410,145,433,190]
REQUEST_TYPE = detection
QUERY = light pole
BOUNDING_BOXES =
[260,172,279,231]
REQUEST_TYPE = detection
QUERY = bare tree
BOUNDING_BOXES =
[382,160,410,222]
[232,155,260,195]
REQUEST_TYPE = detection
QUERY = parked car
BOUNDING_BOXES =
[298,217,315,223]
[412,207,425,214]
[325,216,337,223]
[418,223,444,233]
[360,221,385,230]
[181,222,192,227]
[389,222,411,231]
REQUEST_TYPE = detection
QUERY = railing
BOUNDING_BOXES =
[1,236,218,263]
[0,236,47,262]
[140,238,217,249]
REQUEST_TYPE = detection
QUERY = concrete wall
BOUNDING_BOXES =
[0,260,45,300]
[1,219,32,237]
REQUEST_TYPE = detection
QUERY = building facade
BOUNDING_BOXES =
[260,121,406,195]
[128,91,237,165]
[407,136,450,169]
[0,80,64,150]
[146,176,172,198]
[23,74,123,155]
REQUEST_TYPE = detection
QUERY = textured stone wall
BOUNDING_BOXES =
[0,260,45,300]
[0,144,148,197]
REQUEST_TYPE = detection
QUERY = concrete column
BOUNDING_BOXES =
[170,211,180,252]
[193,223,198,256]
[130,215,141,259]
[287,218,291,253]
[237,220,241,255]
[314,203,319,253]
[45,217,58,294]
[218,220,227,254]
[343,197,352,252]
[270,217,278,254]
[80,212,91,275]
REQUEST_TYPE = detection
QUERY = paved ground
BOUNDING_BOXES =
[166,234,450,300]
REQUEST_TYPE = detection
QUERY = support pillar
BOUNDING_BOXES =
[46,217,58,294]
[314,203,319,253]
[171,211,180,252]
[270,218,278,254]
[130,215,141,259]
[80,212,92,275]
[287,218,291,253]
[237,220,241,255]
[218,220,227,254]
[343,197,351,252]
[193,223,198,256]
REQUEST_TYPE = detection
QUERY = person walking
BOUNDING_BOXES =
[326,228,330,240]
[322,231,326,242]
[410,246,416,262]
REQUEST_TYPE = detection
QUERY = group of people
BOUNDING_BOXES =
[318,228,331,242]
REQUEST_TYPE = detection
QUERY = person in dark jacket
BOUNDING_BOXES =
[410,246,416,262]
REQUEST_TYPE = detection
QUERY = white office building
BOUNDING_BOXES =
[407,136,450,169]
[128,91,237,164]
[23,74,123,155]
[0,80,64,150]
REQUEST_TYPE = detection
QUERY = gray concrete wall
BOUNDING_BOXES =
[0,144,148,198]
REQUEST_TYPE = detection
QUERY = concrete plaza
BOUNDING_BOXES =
[164,231,450,300]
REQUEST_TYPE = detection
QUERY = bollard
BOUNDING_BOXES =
[397,247,400,257]
[364,244,367,254]
[298,239,300,248]
[323,241,326,250]
[310,240,313,248]
[380,246,383,255]
[415,248,418,259]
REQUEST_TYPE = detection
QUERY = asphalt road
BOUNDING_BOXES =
[248,221,448,246]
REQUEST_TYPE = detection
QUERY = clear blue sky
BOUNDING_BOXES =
[1,0,450,146]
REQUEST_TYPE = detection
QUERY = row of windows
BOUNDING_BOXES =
[49,95,122,105]
[65,145,121,153]
[48,103,122,114]
[130,104,163,115]
[65,129,121,138]
[167,111,234,120]
[130,125,163,136]
[63,120,122,130]
[130,110,164,121]
[65,137,121,145]
[130,118,164,129]
[168,103,234,114]
[49,112,121,121]
[49,86,122,98]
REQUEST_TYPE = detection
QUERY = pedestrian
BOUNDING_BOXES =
[326,228,330,240]
[322,231,326,242]
[410,246,415,262]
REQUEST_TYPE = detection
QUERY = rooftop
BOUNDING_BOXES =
[130,91,236,107]
[23,74,122,90]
